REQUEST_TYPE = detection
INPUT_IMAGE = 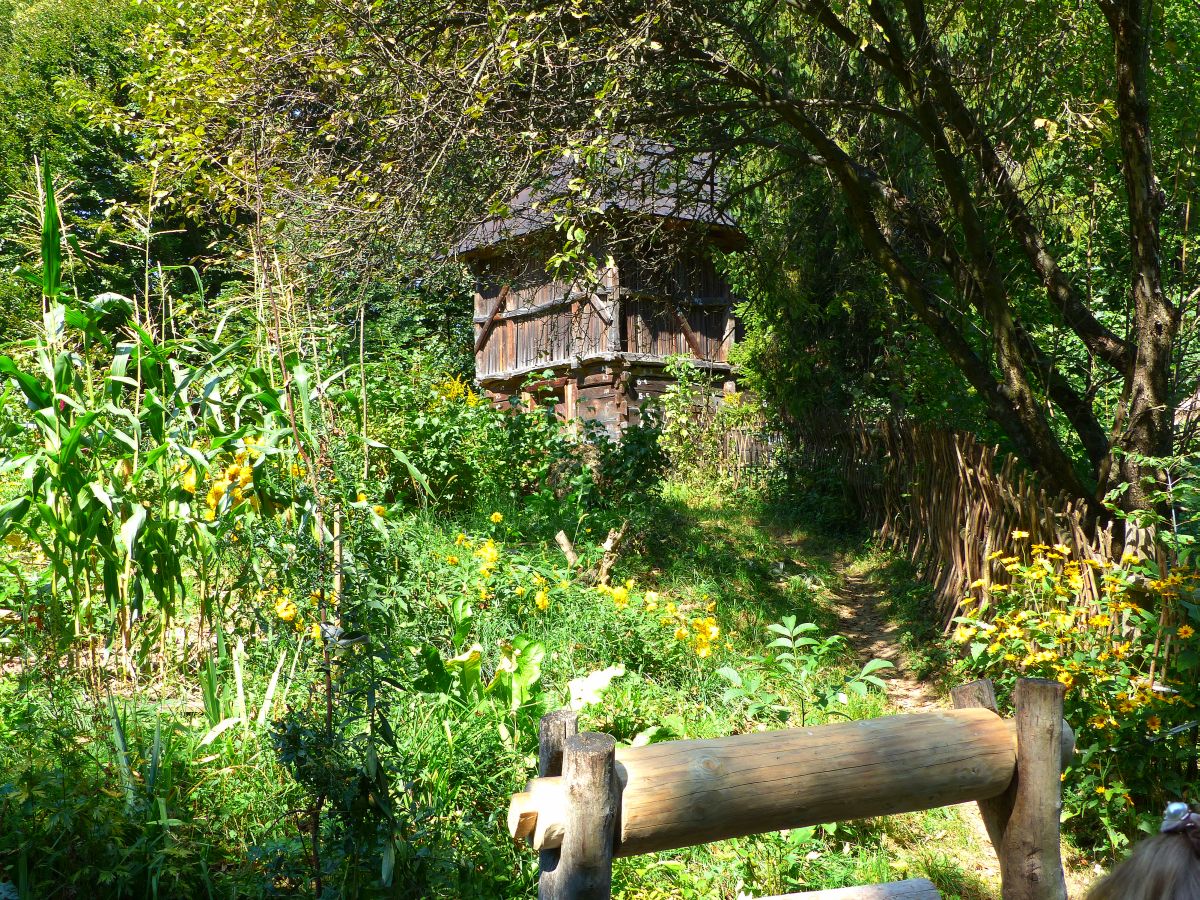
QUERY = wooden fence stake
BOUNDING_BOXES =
[543,732,619,900]
[538,710,579,899]
[1004,678,1068,900]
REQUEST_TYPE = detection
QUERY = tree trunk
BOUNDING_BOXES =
[1101,0,1181,513]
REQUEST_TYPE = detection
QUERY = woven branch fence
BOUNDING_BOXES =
[792,418,1129,626]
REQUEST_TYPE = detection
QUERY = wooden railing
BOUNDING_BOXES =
[509,678,1072,900]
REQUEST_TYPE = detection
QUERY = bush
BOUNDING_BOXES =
[953,538,1200,858]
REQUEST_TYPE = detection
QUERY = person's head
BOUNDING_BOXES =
[1087,803,1200,900]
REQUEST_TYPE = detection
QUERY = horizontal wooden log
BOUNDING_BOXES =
[761,878,941,899]
[514,709,1023,858]
[767,879,941,899]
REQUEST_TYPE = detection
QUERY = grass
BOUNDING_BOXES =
[0,474,1005,898]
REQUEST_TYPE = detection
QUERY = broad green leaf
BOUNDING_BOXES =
[119,505,147,558]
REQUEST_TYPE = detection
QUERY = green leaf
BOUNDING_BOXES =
[119,504,147,558]
[715,666,743,687]
[40,162,62,300]
[0,356,52,409]
[859,658,895,676]
[0,497,30,538]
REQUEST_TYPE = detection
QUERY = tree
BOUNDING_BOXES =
[0,0,153,336]
[121,0,1200,516]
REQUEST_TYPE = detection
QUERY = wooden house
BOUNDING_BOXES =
[453,149,745,433]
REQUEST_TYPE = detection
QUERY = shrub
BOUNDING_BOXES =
[953,538,1200,857]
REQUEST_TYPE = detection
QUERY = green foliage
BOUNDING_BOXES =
[0,0,158,340]
[716,616,893,728]
[657,354,768,485]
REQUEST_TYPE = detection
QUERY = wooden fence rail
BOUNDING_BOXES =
[511,678,1072,900]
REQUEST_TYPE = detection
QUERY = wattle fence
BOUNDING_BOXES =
[788,418,1127,625]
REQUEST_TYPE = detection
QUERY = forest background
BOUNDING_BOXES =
[0,0,1199,896]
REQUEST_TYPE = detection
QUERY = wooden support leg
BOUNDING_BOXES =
[543,732,619,900]
[954,678,1068,900]
[950,679,1015,853]
[1005,679,1068,900]
[538,710,579,899]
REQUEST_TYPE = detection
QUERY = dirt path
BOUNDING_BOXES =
[831,557,1006,895]
[832,564,941,712]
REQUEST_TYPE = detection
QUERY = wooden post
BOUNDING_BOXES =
[950,678,1014,854]
[544,732,618,900]
[1003,679,1068,900]
[538,710,579,899]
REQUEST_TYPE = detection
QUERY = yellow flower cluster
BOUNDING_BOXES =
[474,538,500,577]
[259,583,337,645]
[201,437,260,520]
[957,539,1199,750]
[434,375,481,407]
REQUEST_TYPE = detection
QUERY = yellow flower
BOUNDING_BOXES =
[1057,672,1074,690]
[674,626,688,640]
[447,555,459,566]
[356,491,367,503]
[490,511,503,524]
[611,586,629,608]
[310,622,322,641]
[644,591,659,611]
[455,532,468,547]
[695,642,711,659]
[515,585,527,596]
[373,504,386,517]
[181,468,197,494]
[535,590,549,611]
[969,578,986,589]
[289,462,304,478]
[1011,529,1030,540]
[237,465,253,486]
[1095,786,1107,796]
[1089,615,1112,628]
[274,597,298,622]
[1146,715,1162,731]
[474,539,500,567]
[1178,625,1196,639]
[954,626,977,644]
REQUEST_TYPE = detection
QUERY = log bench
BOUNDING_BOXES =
[507,678,1073,900]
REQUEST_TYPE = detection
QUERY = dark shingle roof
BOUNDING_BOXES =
[453,140,742,257]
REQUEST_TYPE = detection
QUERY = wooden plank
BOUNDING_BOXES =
[515,709,1022,858]
[762,878,941,899]
[950,679,1013,858]
[671,306,707,359]
[475,283,512,355]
